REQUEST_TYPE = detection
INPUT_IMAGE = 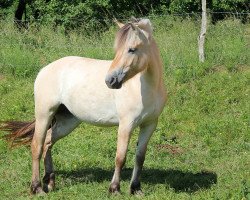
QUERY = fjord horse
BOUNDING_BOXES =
[1,18,166,195]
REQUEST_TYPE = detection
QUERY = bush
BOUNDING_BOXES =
[1,0,249,30]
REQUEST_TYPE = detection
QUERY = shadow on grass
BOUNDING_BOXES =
[57,168,217,193]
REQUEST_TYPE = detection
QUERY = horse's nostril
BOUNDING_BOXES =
[110,77,117,86]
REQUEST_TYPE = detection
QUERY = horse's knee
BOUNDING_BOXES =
[115,155,126,169]
[31,139,43,160]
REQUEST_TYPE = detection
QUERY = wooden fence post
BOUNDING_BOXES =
[198,0,207,62]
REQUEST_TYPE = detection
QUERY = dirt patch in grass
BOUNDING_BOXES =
[0,74,5,81]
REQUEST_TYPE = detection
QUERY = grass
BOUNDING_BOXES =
[0,16,250,199]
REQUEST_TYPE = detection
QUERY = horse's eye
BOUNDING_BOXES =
[128,48,137,54]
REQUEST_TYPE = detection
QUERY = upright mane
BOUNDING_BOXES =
[133,18,153,35]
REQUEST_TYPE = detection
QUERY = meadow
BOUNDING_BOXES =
[0,16,249,199]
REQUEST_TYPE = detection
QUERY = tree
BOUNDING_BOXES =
[14,0,27,28]
[198,0,207,62]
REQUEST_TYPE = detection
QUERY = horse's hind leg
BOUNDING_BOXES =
[130,120,157,195]
[31,109,57,195]
[42,129,54,193]
[42,109,80,193]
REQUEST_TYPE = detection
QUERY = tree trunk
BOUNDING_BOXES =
[14,0,26,28]
[198,0,207,62]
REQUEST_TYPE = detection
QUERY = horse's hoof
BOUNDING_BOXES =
[130,181,143,195]
[130,189,144,196]
[132,189,144,196]
[30,186,46,195]
[109,190,121,196]
[30,181,45,195]
[43,183,55,193]
[109,183,120,194]
[43,173,55,193]
[47,183,55,192]
[37,190,46,196]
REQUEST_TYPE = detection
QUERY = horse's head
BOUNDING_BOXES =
[105,18,153,89]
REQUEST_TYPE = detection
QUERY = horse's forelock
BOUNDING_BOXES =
[114,23,133,52]
[114,19,152,52]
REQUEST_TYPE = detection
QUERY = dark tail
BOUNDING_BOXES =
[0,120,35,148]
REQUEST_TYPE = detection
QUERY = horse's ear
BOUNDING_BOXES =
[113,18,125,28]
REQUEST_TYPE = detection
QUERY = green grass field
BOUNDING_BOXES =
[0,16,249,199]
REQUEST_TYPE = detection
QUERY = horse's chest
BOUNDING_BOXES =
[116,91,162,125]
[140,97,163,123]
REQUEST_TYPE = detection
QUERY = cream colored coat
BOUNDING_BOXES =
[30,18,167,195]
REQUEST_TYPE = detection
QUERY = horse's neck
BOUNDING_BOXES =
[144,39,164,91]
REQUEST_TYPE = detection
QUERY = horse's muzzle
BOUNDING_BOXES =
[105,69,126,89]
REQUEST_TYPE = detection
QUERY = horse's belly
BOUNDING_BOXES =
[69,105,119,126]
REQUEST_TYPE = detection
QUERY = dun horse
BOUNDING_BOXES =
[1,18,166,195]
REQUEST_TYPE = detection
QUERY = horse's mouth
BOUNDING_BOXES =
[112,81,122,89]
[105,76,123,89]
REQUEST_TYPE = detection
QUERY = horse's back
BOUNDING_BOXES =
[35,56,112,93]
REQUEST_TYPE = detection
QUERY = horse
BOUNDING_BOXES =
[0,18,167,195]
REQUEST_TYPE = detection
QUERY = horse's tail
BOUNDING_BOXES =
[0,120,35,148]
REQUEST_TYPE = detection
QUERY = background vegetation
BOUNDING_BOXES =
[1,0,249,29]
[0,0,250,198]
[0,14,249,199]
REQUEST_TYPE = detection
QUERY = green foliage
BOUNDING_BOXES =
[169,0,249,13]
[169,0,201,13]
[0,0,14,8]
[26,0,168,30]
[29,0,111,29]
[212,0,249,12]
[1,0,249,29]
[0,0,15,19]
[0,17,249,199]
[26,0,250,29]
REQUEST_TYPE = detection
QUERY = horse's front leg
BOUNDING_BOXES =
[109,121,134,194]
[130,120,158,195]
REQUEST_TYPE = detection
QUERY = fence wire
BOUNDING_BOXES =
[1,11,250,23]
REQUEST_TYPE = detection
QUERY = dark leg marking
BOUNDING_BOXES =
[42,172,55,193]
[130,180,142,195]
